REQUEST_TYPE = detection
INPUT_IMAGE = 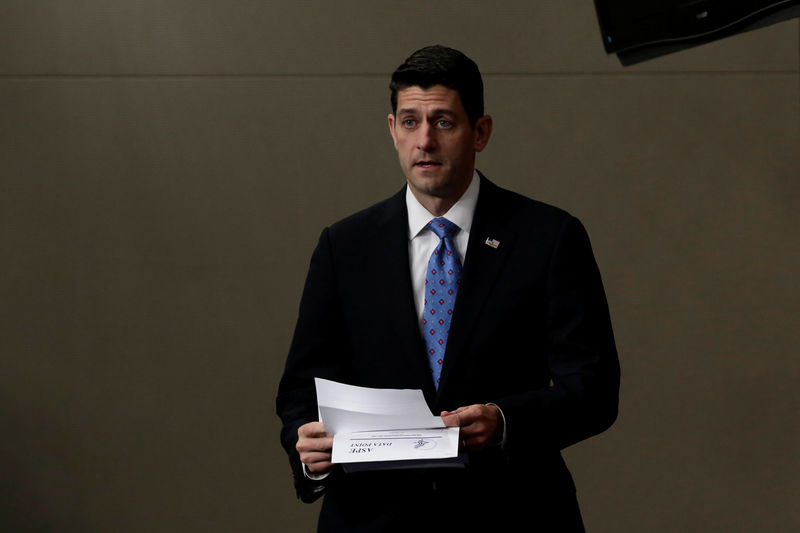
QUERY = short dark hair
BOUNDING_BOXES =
[389,45,484,127]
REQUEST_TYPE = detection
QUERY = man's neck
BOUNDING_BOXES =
[408,175,473,217]
[416,196,457,217]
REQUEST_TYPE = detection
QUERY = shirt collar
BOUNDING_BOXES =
[406,170,480,240]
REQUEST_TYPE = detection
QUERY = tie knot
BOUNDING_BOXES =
[428,217,459,240]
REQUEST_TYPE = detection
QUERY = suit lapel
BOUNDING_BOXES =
[437,176,515,398]
[370,188,437,398]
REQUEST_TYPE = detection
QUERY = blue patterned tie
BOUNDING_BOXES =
[423,217,462,390]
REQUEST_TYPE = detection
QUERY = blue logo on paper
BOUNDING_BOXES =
[412,439,436,451]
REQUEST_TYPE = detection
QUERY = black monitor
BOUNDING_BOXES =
[594,0,800,65]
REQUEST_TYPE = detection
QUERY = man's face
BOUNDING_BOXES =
[388,85,491,211]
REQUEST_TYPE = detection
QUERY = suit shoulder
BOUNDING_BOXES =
[488,182,575,228]
[323,189,405,240]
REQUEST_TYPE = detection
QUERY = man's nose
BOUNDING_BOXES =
[416,123,438,152]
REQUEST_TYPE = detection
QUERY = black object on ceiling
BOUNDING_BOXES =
[594,0,800,65]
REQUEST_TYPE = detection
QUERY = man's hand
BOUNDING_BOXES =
[296,421,334,475]
[440,404,503,451]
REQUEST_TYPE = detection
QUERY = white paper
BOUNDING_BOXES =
[314,378,458,465]
[314,378,445,434]
[332,428,460,464]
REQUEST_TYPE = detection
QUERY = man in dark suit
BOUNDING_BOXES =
[277,45,620,531]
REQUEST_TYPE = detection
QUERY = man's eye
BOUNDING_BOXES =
[436,120,452,128]
[402,120,416,128]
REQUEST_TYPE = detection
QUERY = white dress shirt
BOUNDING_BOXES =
[406,171,480,332]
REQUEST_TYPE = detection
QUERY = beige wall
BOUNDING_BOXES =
[1,2,798,531]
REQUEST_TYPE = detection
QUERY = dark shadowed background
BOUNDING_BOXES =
[1,2,798,531]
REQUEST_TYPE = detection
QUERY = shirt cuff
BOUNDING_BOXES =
[302,462,331,481]
[486,402,508,448]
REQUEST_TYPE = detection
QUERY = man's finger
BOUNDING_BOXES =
[440,410,462,427]
[441,405,483,427]
[300,451,332,464]
[298,421,328,438]
[296,436,333,453]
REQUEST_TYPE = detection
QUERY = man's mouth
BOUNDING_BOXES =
[414,161,442,168]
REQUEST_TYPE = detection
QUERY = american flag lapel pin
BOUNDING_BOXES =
[484,237,500,249]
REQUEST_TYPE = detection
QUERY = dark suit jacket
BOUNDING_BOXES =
[276,174,620,532]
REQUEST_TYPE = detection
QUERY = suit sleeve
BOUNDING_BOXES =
[275,227,349,503]
[495,216,620,458]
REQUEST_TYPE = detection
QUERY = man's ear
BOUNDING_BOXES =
[387,113,398,150]
[473,115,493,153]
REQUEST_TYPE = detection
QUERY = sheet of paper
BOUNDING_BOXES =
[314,378,444,434]
[332,427,460,464]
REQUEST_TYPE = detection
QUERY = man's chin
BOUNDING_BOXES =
[407,180,454,200]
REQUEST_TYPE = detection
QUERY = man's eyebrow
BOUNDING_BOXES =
[396,108,420,116]
[429,109,456,117]
[397,108,456,117]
